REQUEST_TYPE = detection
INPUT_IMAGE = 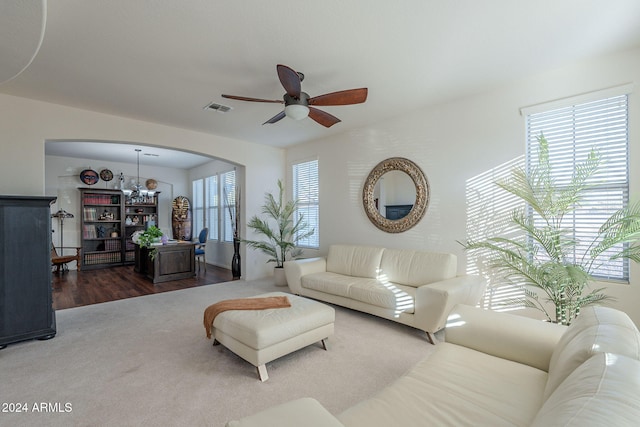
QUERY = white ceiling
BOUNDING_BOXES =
[2,0,640,161]
[44,141,215,169]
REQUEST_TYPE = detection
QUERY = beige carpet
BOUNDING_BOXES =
[0,278,437,426]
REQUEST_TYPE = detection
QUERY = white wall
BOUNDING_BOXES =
[287,47,640,325]
[0,94,284,280]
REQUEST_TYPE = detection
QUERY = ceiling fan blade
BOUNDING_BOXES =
[308,106,341,128]
[221,94,283,103]
[309,88,368,106]
[263,110,286,125]
[277,64,301,98]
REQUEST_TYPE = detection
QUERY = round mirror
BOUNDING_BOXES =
[363,157,429,233]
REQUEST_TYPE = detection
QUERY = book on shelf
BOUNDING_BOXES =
[83,194,117,205]
[83,207,97,221]
[105,239,121,251]
[83,224,97,239]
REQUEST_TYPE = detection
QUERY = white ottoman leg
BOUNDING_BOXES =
[257,364,269,382]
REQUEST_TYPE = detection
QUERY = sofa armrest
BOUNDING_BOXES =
[283,257,327,294]
[414,274,486,335]
[226,397,344,427]
[445,304,567,372]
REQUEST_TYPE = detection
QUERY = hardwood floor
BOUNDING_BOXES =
[52,264,233,310]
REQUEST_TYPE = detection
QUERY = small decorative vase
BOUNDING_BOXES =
[231,238,241,280]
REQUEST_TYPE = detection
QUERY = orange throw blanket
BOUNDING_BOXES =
[203,296,291,339]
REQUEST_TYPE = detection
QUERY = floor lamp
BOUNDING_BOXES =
[51,209,74,255]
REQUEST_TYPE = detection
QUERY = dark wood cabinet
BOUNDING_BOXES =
[0,195,57,348]
[135,243,195,283]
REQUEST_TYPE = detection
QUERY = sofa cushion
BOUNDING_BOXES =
[338,342,548,426]
[326,245,384,279]
[532,353,640,427]
[348,281,415,314]
[445,304,567,372]
[226,397,345,427]
[380,249,456,287]
[544,306,640,400]
[301,272,375,298]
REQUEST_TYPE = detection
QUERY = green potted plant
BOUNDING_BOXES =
[462,135,640,325]
[243,180,314,286]
[132,225,164,259]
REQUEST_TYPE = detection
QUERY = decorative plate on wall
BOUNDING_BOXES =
[80,169,99,185]
[99,168,114,181]
[145,178,158,190]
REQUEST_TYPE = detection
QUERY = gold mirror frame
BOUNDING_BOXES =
[363,157,429,233]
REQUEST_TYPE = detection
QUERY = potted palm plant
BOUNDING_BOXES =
[462,135,640,325]
[243,180,314,286]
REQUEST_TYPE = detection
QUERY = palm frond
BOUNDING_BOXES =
[510,211,574,261]
[610,243,640,263]
[553,149,600,214]
[592,201,640,259]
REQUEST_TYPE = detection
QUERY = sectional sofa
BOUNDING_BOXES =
[283,244,485,343]
[227,304,640,426]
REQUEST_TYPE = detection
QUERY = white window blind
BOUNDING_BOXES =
[205,175,219,240]
[293,159,319,248]
[192,178,204,235]
[526,93,629,281]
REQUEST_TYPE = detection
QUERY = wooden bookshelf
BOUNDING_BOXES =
[79,189,124,270]
[79,188,159,269]
[124,194,158,264]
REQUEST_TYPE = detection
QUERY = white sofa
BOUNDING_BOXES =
[283,244,485,343]
[227,304,640,426]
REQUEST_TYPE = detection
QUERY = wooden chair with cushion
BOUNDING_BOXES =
[51,244,81,273]
[194,227,208,272]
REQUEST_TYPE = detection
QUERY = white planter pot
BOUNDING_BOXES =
[274,267,287,287]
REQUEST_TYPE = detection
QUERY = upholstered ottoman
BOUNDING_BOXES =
[212,292,335,381]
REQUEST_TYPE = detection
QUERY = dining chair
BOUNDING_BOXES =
[195,228,208,272]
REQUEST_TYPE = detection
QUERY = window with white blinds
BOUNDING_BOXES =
[205,175,219,240]
[192,169,235,242]
[192,178,204,235]
[525,93,630,281]
[293,159,319,248]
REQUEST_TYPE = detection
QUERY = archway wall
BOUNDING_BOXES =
[0,93,285,281]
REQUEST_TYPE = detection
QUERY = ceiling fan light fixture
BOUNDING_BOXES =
[284,104,309,120]
[223,64,366,127]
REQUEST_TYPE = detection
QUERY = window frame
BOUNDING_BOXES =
[522,86,631,282]
[192,178,204,238]
[192,168,236,243]
[220,169,236,243]
[292,158,319,249]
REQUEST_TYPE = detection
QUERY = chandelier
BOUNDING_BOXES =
[122,149,158,203]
